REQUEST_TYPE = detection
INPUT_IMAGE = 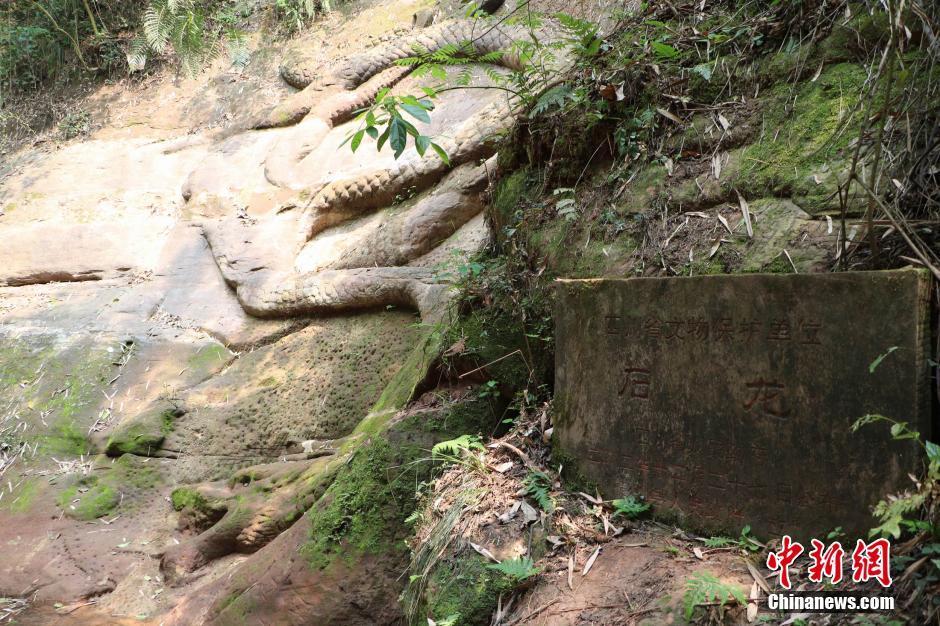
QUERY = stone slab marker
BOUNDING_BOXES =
[555,269,932,539]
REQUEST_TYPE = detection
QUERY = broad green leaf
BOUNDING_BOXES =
[365,126,378,139]
[376,126,391,152]
[430,142,450,165]
[350,129,364,152]
[401,119,421,138]
[651,41,679,59]
[415,135,430,156]
[926,440,940,463]
[389,117,407,158]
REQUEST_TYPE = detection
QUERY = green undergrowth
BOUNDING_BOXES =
[423,556,514,626]
[171,486,211,512]
[301,399,500,573]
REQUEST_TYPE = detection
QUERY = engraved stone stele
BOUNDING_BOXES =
[555,268,932,539]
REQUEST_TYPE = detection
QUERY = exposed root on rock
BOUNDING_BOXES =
[161,455,339,585]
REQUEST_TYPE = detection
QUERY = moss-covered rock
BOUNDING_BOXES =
[731,63,870,215]
[105,402,184,457]
[423,555,514,626]
[57,476,119,521]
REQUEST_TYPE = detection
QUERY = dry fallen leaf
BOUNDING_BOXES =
[707,239,722,259]
[657,107,683,125]
[746,560,772,595]
[712,154,722,180]
[578,492,604,505]
[443,338,466,357]
[811,61,824,82]
[582,547,602,576]
[783,249,797,273]
[747,581,760,622]
[497,501,521,523]
[693,546,705,560]
[567,554,575,590]
[717,213,732,234]
[717,113,731,131]
[493,461,514,473]
[520,501,539,524]
[736,191,753,238]
[470,542,499,563]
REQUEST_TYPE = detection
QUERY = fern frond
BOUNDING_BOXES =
[523,471,554,512]
[683,572,745,620]
[431,435,483,458]
[487,557,540,581]
[143,5,171,51]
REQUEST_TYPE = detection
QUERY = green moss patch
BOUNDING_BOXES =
[4,478,41,513]
[57,476,119,521]
[301,438,419,570]
[171,487,211,512]
[732,63,869,214]
[423,556,514,626]
[105,403,183,457]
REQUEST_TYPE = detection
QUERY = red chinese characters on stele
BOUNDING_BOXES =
[766,536,893,589]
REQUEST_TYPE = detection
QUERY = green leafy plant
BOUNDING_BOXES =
[523,470,554,513]
[702,525,761,552]
[432,434,484,458]
[611,495,650,520]
[477,380,499,399]
[737,525,762,552]
[342,90,449,161]
[486,556,540,581]
[431,435,486,472]
[128,0,248,76]
[869,346,900,373]
[553,187,578,221]
[682,572,745,621]
[343,6,604,159]
[852,412,940,622]
[274,0,322,34]
[703,536,735,549]
[852,414,938,539]
[57,109,91,139]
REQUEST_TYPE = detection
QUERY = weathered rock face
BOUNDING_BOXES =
[0,0,529,619]
[555,269,932,539]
